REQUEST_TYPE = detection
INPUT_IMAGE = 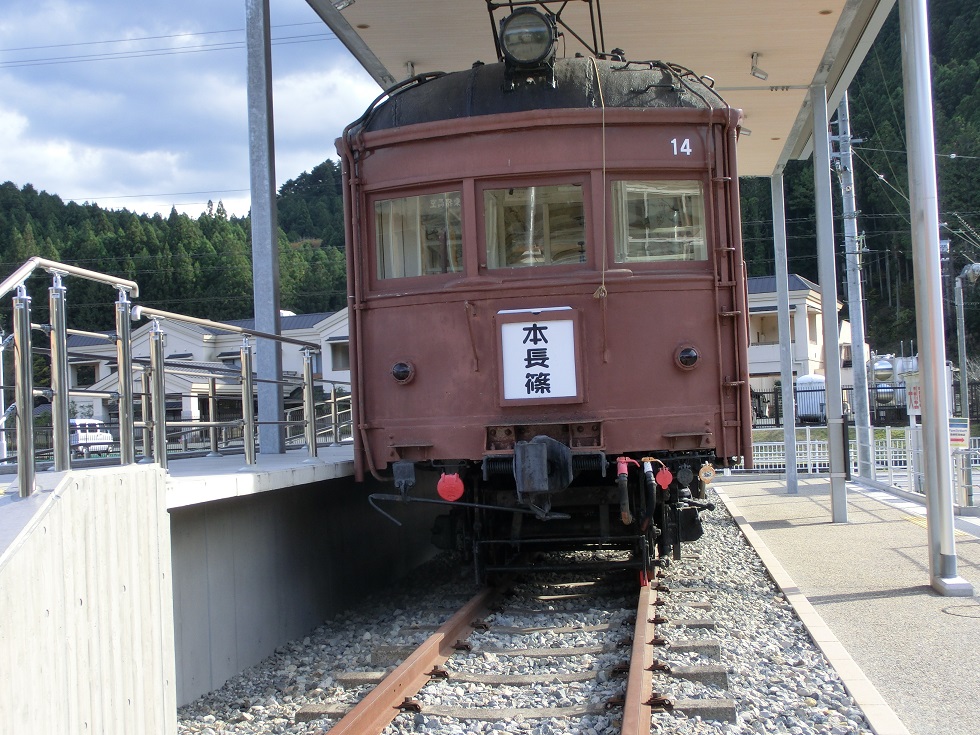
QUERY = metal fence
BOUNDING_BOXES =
[738,426,978,507]
[0,257,353,497]
[753,381,980,429]
[751,385,911,428]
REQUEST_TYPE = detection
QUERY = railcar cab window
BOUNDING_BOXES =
[374,191,463,279]
[612,181,707,262]
[484,184,585,268]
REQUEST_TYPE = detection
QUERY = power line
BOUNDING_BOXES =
[854,146,980,161]
[851,148,911,215]
[65,189,250,201]
[872,44,907,150]
[0,21,323,53]
[0,33,337,69]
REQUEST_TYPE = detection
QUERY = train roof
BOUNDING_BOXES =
[354,57,731,135]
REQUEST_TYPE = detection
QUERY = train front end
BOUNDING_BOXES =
[339,53,751,581]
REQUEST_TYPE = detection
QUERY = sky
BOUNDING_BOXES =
[0,0,381,218]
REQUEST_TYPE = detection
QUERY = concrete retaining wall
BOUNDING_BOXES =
[170,473,442,705]
[0,465,176,735]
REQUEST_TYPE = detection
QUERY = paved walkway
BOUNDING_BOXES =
[715,478,980,735]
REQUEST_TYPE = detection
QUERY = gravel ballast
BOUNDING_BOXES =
[177,487,876,735]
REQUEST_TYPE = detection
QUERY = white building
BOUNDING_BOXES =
[67,309,350,424]
[746,274,859,393]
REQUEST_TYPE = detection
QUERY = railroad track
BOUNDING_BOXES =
[295,557,735,734]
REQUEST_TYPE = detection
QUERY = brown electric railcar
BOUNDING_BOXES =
[338,43,751,581]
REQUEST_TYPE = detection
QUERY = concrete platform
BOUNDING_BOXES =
[163,444,355,508]
[715,478,980,735]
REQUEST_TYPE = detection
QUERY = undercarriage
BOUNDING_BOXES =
[378,440,718,585]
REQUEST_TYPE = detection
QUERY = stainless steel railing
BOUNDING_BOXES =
[1,258,139,497]
[1,258,348,496]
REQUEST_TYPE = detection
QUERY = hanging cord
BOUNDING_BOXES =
[590,57,610,363]
[591,56,609,301]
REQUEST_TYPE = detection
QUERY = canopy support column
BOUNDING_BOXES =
[812,83,848,522]
[899,0,972,596]
[771,168,798,494]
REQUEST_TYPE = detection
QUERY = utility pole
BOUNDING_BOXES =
[812,83,848,522]
[832,92,873,479]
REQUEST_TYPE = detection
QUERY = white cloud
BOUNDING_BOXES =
[0,105,184,204]
[1,0,373,218]
[272,61,379,183]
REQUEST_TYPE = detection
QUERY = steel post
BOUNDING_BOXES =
[48,273,71,471]
[207,377,221,457]
[139,371,152,462]
[13,288,35,496]
[955,277,973,504]
[115,289,135,464]
[956,277,968,418]
[899,0,972,594]
[149,321,168,471]
[302,349,318,458]
[246,0,284,454]
[241,338,256,465]
[812,83,848,521]
[771,169,798,494]
[0,331,6,461]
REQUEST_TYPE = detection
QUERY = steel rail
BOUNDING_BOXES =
[622,582,657,735]
[326,586,498,735]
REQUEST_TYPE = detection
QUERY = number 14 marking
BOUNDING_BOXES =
[671,138,692,156]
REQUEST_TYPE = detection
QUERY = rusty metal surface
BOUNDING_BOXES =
[325,586,497,735]
[341,103,750,481]
[621,582,656,735]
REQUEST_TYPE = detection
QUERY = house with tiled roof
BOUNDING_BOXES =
[66,309,350,424]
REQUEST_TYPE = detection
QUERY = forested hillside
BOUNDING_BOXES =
[740,0,980,359]
[1,1,978,358]
[0,159,347,332]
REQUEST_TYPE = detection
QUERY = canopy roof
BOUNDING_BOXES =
[306,0,894,177]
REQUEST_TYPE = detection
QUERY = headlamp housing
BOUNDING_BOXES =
[676,346,701,370]
[499,8,557,68]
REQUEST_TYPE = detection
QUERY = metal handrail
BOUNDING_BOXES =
[131,305,319,350]
[2,256,347,495]
[0,256,139,299]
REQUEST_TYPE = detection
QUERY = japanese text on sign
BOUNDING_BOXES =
[906,372,921,417]
[500,315,577,400]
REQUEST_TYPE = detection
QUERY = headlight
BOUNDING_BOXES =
[499,8,557,67]
[391,362,415,384]
[676,346,700,369]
